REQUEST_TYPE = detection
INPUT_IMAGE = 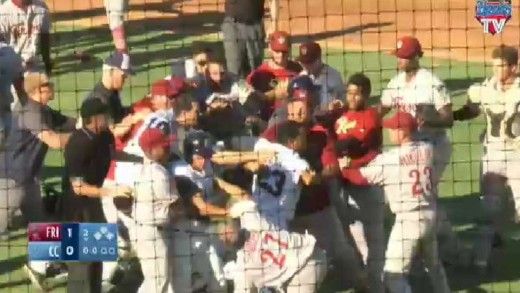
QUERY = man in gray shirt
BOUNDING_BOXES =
[0,72,75,289]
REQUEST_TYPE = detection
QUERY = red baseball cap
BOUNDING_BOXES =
[151,77,187,98]
[382,111,418,132]
[139,128,175,152]
[269,31,290,52]
[296,42,322,64]
[391,36,423,59]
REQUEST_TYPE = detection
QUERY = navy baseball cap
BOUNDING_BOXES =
[104,52,135,75]
[288,75,320,97]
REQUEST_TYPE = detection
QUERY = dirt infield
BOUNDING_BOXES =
[47,0,520,63]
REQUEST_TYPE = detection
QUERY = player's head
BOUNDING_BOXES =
[139,128,175,162]
[269,31,291,66]
[286,75,320,123]
[296,42,322,73]
[491,45,518,83]
[150,77,188,110]
[276,121,307,151]
[80,98,110,133]
[175,93,200,127]
[191,41,214,74]
[218,219,244,247]
[392,36,423,73]
[206,57,227,85]
[183,131,214,171]
[346,73,371,110]
[382,111,417,144]
[24,72,54,105]
[102,52,134,90]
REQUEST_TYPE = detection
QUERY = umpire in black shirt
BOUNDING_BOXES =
[222,0,279,78]
[62,98,133,293]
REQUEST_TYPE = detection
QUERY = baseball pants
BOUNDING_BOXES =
[104,0,128,30]
[344,184,386,293]
[127,222,175,293]
[429,136,463,261]
[101,179,132,283]
[290,207,368,290]
[473,149,520,267]
[172,219,228,293]
[385,209,450,293]
[283,248,328,293]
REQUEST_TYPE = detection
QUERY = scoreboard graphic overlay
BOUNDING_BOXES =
[28,223,118,262]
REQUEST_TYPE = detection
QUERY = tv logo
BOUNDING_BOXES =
[476,0,512,35]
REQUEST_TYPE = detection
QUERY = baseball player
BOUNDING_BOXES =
[341,111,451,293]
[378,36,462,263]
[104,0,129,53]
[245,121,313,230]
[331,73,385,293]
[129,127,183,293]
[453,45,520,270]
[100,77,187,285]
[171,131,251,292]
[0,0,52,73]
[219,205,327,293]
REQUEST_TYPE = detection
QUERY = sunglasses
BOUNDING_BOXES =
[196,60,208,67]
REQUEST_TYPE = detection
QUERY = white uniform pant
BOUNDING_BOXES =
[474,149,520,266]
[172,220,227,293]
[385,209,450,293]
[283,248,328,293]
[128,223,175,293]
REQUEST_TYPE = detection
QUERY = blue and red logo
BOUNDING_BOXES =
[476,0,512,35]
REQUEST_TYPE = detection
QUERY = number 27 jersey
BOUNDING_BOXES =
[251,146,309,228]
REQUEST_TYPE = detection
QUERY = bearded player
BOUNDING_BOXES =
[378,36,463,265]
[453,45,520,270]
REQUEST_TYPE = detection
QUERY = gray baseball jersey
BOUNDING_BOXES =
[0,0,51,64]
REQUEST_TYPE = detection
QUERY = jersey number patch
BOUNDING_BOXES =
[258,170,286,197]
[409,167,433,196]
[260,233,288,269]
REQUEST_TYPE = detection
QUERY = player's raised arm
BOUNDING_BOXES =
[452,83,483,121]
[214,177,251,200]
[211,150,276,165]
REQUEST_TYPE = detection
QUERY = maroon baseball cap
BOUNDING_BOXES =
[151,77,187,98]
[139,128,176,152]
[269,31,291,52]
[296,42,322,64]
[382,111,418,132]
[391,36,423,59]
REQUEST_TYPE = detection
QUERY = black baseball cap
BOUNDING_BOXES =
[103,52,135,75]
[80,98,109,120]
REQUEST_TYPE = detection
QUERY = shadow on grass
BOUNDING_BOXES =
[0,255,26,276]
[0,279,30,290]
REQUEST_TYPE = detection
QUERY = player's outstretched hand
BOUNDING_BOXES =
[301,169,317,185]
[229,200,256,218]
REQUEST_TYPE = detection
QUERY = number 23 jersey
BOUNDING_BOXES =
[235,230,317,289]
[353,141,436,213]
[252,142,310,228]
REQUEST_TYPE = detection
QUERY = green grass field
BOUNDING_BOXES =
[0,24,520,292]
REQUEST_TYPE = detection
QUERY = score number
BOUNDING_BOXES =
[409,166,433,196]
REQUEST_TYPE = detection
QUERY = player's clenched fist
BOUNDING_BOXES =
[112,186,134,198]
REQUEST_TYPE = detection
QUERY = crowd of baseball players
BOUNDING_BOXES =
[2,0,520,293]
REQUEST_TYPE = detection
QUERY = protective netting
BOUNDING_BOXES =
[1,0,520,292]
